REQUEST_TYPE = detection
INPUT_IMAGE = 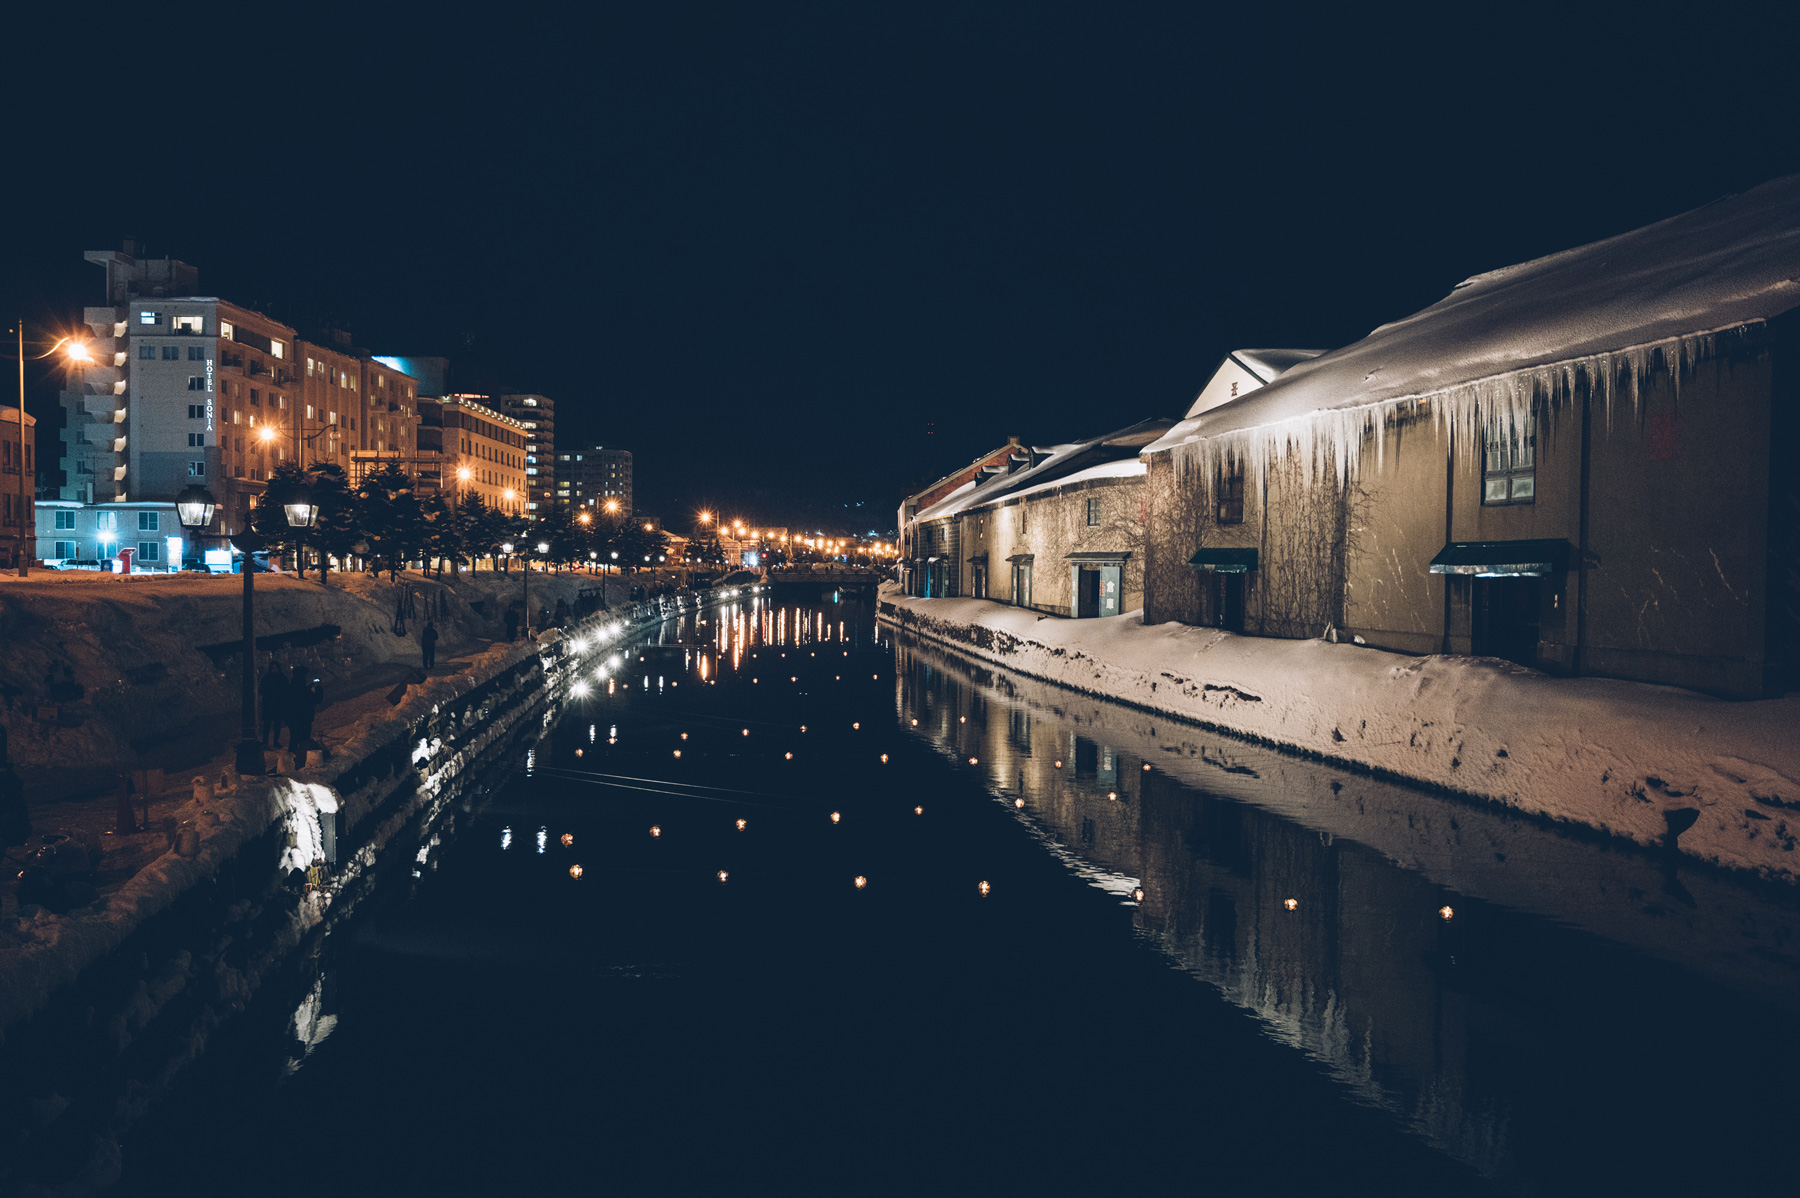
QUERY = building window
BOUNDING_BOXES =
[250,389,260,406]
[188,377,206,391]
[220,321,234,340]
[172,315,203,333]
[54,510,76,530]
[1086,497,1101,526]
[188,433,205,446]
[161,345,180,360]
[188,346,204,361]
[189,404,205,418]
[139,311,159,325]
[139,511,159,531]
[137,540,160,562]
[1483,418,1536,505]
[271,340,284,359]
[52,540,77,559]
[139,345,156,360]
[1217,459,1245,524]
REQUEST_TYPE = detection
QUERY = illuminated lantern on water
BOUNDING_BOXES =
[1142,764,1152,772]
[1439,905,1455,921]
[1108,792,1118,801]
[1014,798,1025,809]
[969,757,979,765]
[854,875,867,890]
[717,870,729,884]
[880,754,889,764]
[911,719,918,726]
[575,749,583,757]
[977,880,992,897]
[681,732,688,740]
[1283,898,1298,911]
[736,819,747,831]
[852,722,860,730]
[560,833,573,847]
[800,725,807,733]
[569,864,583,879]
[674,750,683,758]
[785,752,794,760]
[914,805,923,815]
[959,716,966,724]
[1054,760,1064,769]
[829,811,842,824]
[742,729,749,736]
[650,825,663,838]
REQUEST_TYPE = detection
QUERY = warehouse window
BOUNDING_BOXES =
[1483,418,1536,505]
[1217,459,1245,524]
[1086,497,1101,526]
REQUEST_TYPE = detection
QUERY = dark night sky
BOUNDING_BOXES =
[6,3,1799,531]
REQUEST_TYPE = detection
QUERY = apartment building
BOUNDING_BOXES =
[417,395,527,516]
[2,406,36,569]
[491,394,554,514]
[296,331,419,475]
[557,445,631,513]
[59,246,298,536]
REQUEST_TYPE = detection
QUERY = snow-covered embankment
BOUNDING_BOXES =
[877,584,1800,882]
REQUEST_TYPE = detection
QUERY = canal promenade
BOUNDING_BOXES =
[878,584,1800,881]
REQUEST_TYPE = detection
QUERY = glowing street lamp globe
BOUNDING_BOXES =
[175,483,217,530]
[537,541,550,554]
[269,477,317,529]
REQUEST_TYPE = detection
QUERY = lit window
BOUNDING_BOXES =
[271,340,284,359]
[1482,417,1536,505]
[220,321,234,339]
[139,311,159,325]
[306,358,315,377]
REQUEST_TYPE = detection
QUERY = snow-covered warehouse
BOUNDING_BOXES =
[914,418,1172,616]
[1142,176,1800,699]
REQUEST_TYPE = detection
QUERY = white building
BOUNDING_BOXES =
[35,500,188,570]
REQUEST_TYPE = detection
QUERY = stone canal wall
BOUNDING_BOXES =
[877,584,1800,883]
[0,585,749,1195]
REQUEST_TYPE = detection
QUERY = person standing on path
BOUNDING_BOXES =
[421,621,439,669]
[290,677,323,753]
[260,661,290,748]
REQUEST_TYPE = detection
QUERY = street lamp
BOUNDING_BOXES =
[231,481,314,776]
[8,327,91,576]
[174,483,216,571]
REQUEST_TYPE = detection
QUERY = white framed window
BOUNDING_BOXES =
[306,357,315,377]
[139,510,159,531]
[188,461,206,477]
[172,315,203,333]
[136,540,160,562]
[139,311,159,325]
[1482,417,1537,505]
[188,433,205,447]
[219,321,234,339]
[52,540,77,559]
[96,511,116,531]
[54,510,76,529]
[271,340,284,359]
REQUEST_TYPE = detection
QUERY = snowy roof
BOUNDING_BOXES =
[1232,348,1326,382]
[914,417,1172,523]
[1147,174,1800,461]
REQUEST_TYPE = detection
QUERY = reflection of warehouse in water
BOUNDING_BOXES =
[892,637,1800,1189]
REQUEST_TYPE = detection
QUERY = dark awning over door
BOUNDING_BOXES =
[1187,547,1258,573]
[966,552,988,563]
[1064,551,1131,563]
[1004,553,1034,563]
[1429,539,1571,577]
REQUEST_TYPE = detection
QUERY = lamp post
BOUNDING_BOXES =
[8,328,91,576]
[231,479,316,775]
[174,483,217,572]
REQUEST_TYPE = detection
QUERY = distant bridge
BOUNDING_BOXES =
[765,568,885,589]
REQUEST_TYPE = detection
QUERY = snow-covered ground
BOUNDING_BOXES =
[878,584,1800,881]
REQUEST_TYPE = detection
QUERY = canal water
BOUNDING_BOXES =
[118,595,1800,1195]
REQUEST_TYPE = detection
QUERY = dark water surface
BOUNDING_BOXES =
[118,596,1800,1195]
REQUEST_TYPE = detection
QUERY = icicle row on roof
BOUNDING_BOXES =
[1169,322,1761,494]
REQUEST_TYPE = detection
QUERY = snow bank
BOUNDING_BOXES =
[879,585,1800,881]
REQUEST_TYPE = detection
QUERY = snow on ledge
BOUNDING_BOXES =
[877,584,1800,882]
